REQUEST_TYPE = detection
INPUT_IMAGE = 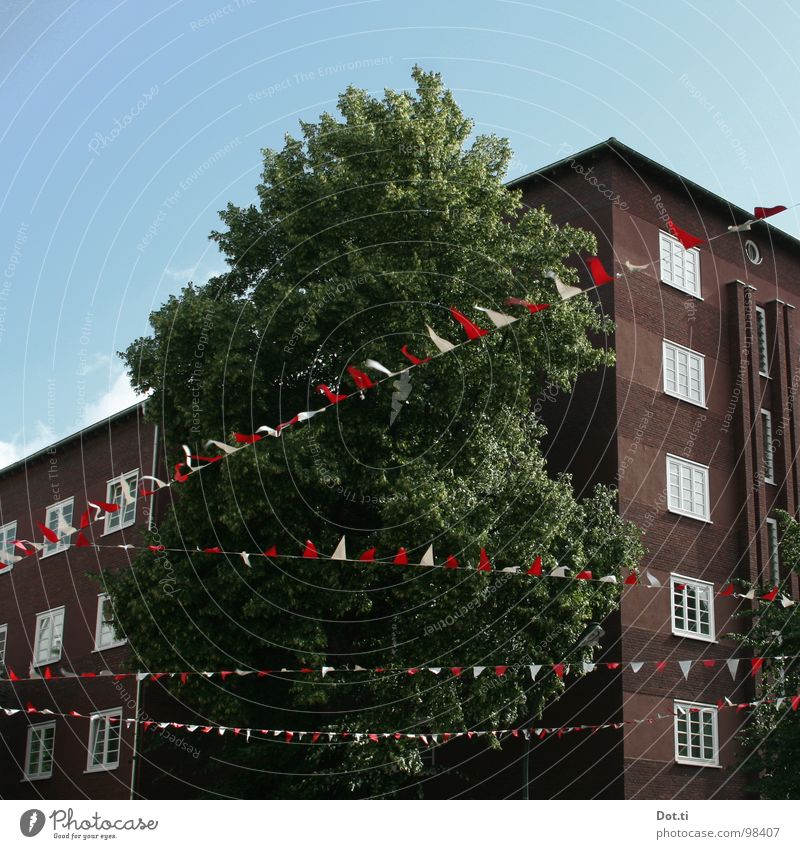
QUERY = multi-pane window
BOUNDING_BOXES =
[671,575,714,640]
[0,623,7,671]
[43,498,74,556]
[660,231,701,297]
[674,702,718,767]
[663,341,705,406]
[756,306,769,376]
[33,607,65,667]
[25,722,55,779]
[666,455,710,521]
[767,518,780,586]
[103,470,138,534]
[87,710,122,771]
[761,409,775,484]
[94,594,124,651]
[0,520,17,568]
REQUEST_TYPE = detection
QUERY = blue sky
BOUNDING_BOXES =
[2,0,799,466]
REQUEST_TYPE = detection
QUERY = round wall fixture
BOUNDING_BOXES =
[745,239,762,265]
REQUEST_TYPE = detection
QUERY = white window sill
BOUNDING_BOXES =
[21,773,53,782]
[101,521,137,538]
[39,547,70,560]
[92,641,127,653]
[84,764,120,774]
[759,372,771,380]
[671,630,718,644]
[667,507,713,524]
[663,389,708,410]
[32,657,62,668]
[661,279,703,301]
[675,758,722,769]
[765,478,776,486]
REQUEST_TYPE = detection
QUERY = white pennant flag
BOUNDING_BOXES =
[599,575,618,584]
[428,667,442,675]
[364,359,395,377]
[728,221,754,233]
[56,514,78,537]
[474,305,518,327]
[331,536,347,560]
[256,425,279,438]
[624,260,651,273]
[780,595,795,608]
[426,324,456,353]
[630,662,644,673]
[239,552,251,568]
[582,662,596,674]
[246,729,251,743]
[420,545,435,566]
[549,566,568,578]
[321,666,334,678]
[726,659,740,679]
[529,664,542,681]
[678,660,692,680]
[473,666,486,678]
[739,588,756,600]
[136,672,149,681]
[140,474,169,491]
[297,409,325,423]
[646,573,662,587]
[206,439,239,455]
[546,269,582,300]
[501,566,519,573]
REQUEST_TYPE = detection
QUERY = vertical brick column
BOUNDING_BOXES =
[769,301,794,514]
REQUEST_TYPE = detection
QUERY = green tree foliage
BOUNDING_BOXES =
[736,509,800,798]
[105,68,643,798]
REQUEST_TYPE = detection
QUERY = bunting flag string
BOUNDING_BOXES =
[9,533,794,609]
[2,695,797,745]
[2,653,795,686]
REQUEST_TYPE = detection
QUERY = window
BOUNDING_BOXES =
[660,231,701,297]
[25,722,55,779]
[42,498,74,557]
[666,455,710,521]
[755,306,769,376]
[33,606,65,667]
[103,470,138,534]
[87,710,122,771]
[663,341,705,406]
[0,623,7,671]
[0,520,17,569]
[745,240,762,265]
[767,518,780,586]
[94,594,124,651]
[674,702,718,767]
[761,409,775,484]
[671,575,714,640]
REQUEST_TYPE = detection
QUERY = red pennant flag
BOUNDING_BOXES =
[505,297,550,314]
[576,570,593,580]
[150,672,167,681]
[624,571,638,585]
[702,660,716,668]
[655,661,667,672]
[754,205,787,220]
[234,432,263,444]
[347,366,376,390]
[719,583,735,596]
[36,522,60,544]
[368,733,379,743]
[407,668,419,676]
[79,509,91,529]
[495,666,508,677]
[303,540,319,559]
[81,672,97,678]
[220,671,233,681]
[450,667,463,676]
[400,345,430,365]
[148,544,165,552]
[312,732,321,743]
[43,666,53,680]
[553,663,565,679]
[791,695,800,711]
[317,384,348,404]
[393,547,408,566]
[75,532,91,548]
[761,586,780,602]
[538,729,547,740]
[263,546,278,558]
[180,673,189,685]
[359,548,376,562]
[586,256,614,285]
[445,554,459,570]
[750,658,764,677]
[203,546,223,554]
[88,500,119,513]
[449,307,488,340]
[276,415,300,435]
[285,731,294,742]
[467,731,476,740]
[26,702,37,713]
[173,463,190,483]
[527,555,542,577]
[477,548,492,572]
[675,583,686,591]
[606,663,620,670]
[667,219,704,250]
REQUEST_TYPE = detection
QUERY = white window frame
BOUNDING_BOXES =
[767,517,780,586]
[755,306,769,376]
[761,409,775,484]
[102,470,139,535]
[25,721,56,780]
[663,340,706,407]
[0,622,7,671]
[670,574,715,641]
[94,593,125,651]
[674,701,719,767]
[32,606,65,667]
[660,231,701,298]
[666,454,711,522]
[41,497,74,558]
[86,709,122,772]
[0,519,18,571]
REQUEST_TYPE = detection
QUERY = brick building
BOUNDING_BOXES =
[505,138,800,799]
[0,403,161,799]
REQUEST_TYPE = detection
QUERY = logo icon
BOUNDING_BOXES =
[19,810,45,837]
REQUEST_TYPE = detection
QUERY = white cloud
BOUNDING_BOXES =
[164,264,224,285]
[79,370,147,428]
[0,421,57,471]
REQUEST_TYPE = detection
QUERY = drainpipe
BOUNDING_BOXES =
[129,674,142,799]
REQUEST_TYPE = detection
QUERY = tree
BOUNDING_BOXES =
[736,509,800,798]
[105,67,643,798]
